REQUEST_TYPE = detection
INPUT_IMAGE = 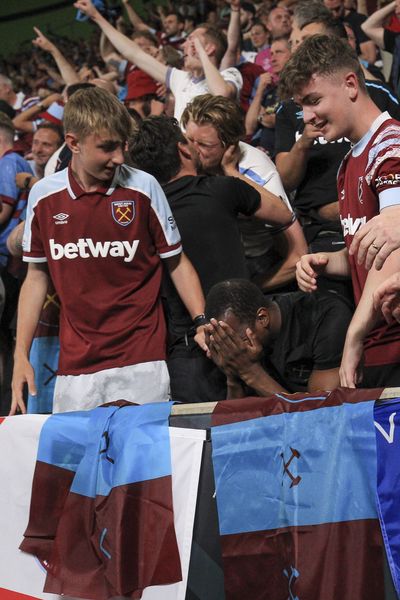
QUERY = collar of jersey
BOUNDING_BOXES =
[67,164,119,199]
[351,111,390,157]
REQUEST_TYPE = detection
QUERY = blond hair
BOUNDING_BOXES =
[63,87,134,141]
[181,94,245,146]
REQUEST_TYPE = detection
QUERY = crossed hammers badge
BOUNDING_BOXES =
[281,447,302,488]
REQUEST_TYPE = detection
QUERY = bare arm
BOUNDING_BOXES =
[122,0,151,32]
[256,219,308,291]
[164,251,207,351]
[222,145,292,227]
[340,247,400,387]
[0,203,13,226]
[32,27,80,85]
[220,0,241,70]
[6,221,24,257]
[12,92,62,134]
[193,37,238,98]
[308,368,340,392]
[245,73,273,136]
[99,31,123,64]
[74,0,168,83]
[361,0,396,48]
[349,205,400,270]
[316,201,339,221]
[275,124,321,192]
[296,248,351,293]
[11,262,50,415]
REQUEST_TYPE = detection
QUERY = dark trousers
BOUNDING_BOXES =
[167,337,227,404]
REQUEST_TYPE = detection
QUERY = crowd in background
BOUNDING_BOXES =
[1,0,400,415]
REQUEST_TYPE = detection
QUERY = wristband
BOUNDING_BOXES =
[192,313,208,328]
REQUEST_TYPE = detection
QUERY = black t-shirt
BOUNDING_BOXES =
[274,83,400,242]
[263,291,353,392]
[162,174,261,338]
[275,99,350,242]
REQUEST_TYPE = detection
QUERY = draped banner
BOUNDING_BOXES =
[0,414,205,600]
[211,389,388,600]
[374,398,400,598]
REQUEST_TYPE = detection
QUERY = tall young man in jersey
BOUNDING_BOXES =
[11,87,205,414]
[279,34,400,389]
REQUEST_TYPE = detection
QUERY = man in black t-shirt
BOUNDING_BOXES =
[204,279,352,398]
[129,115,292,402]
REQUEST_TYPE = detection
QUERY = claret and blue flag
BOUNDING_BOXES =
[374,398,400,598]
[20,401,181,599]
[211,389,389,600]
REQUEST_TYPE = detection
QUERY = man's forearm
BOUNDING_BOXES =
[198,47,237,98]
[361,0,395,47]
[322,248,351,278]
[346,247,400,343]
[239,362,288,396]
[220,7,241,70]
[257,220,308,291]
[51,47,80,85]
[123,0,149,31]
[275,141,311,192]
[165,252,205,319]
[245,90,263,135]
[91,8,167,82]
[223,165,293,227]
[226,377,247,399]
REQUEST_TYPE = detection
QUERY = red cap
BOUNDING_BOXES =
[125,69,158,101]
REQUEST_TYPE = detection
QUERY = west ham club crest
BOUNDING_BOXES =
[112,201,135,226]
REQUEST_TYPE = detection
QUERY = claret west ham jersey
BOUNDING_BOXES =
[23,164,182,376]
[338,112,400,367]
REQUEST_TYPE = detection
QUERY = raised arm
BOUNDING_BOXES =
[11,262,50,415]
[220,0,241,70]
[74,0,168,83]
[32,27,80,85]
[121,0,151,32]
[12,92,62,134]
[275,123,321,192]
[193,37,238,99]
[245,73,273,136]
[361,0,397,49]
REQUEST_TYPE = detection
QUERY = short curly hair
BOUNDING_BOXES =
[205,279,271,326]
[278,34,366,101]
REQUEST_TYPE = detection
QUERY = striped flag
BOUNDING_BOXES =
[211,389,387,600]
[20,402,181,599]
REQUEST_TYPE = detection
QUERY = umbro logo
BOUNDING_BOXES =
[53,213,69,225]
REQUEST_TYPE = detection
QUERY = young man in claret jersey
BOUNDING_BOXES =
[279,34,400,389]
[11,87,205,414]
